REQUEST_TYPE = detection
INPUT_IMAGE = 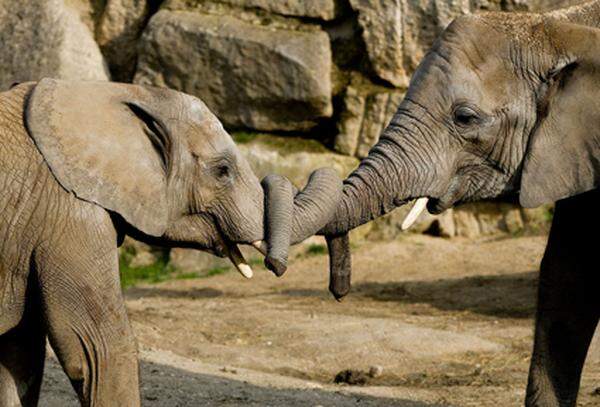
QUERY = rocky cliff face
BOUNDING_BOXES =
[0,0,570,271]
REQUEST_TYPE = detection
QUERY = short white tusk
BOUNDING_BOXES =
[250,240,268,256]
[236,263,254,279]
[401,197,429,231]
[225,244,253,279]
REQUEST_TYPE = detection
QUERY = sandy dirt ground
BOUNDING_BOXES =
[40,234,600,406]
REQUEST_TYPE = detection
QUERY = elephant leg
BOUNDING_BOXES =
[35,213,140,406]
[0,304,46,406]
[525,191,600,407]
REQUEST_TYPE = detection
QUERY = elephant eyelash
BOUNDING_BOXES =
[452,105,482,127]
[209,157,235,182]
[216,164,230,178]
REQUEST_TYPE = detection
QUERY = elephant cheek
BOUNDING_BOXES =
[427,176,471,214]
[217,201,264,244]
[164,215,225,256]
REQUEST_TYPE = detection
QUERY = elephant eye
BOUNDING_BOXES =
[453,105,480,127]
[216,164,230,178]
[211,152,236,183]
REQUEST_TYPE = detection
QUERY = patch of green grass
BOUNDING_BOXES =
[543,206,554,223]
[232,131,328,155]
[306,243,327,256]
[509,228,526,238]
[204,266,231,277]
[231,131,255,144]
[174,271,201,280]
[248,257,264,266]
[255,134,328,155]
[120,257,235,288]
[119,256,175,289]
[119,243,245,288]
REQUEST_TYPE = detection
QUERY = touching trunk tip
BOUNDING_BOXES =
[401,197,429,231]
[264,256,287,277]
[251,240,268,255]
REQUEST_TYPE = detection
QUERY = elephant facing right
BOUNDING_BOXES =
[275,1,600,406]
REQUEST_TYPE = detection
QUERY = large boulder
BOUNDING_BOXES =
[165,0,342,20]
[235,133,358,187]
[64,0,105,32]
[401,0,471,73]
[96,0,153,82]
[334,82,405,158]
[348,0,580,87]
[335,0,469,148]
[348,0,470,87]
[348,0,409,88]
[134,10,332,132]
[0,0,109,90]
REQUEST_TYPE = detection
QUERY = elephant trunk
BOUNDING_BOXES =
[261,168,343,276]
[258,123,434,297]
[261,174,294,276]
[319,124,434,299]
[322,128,426,236]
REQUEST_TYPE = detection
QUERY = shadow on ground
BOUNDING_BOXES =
[40,357,444,407]
[126,286,224,300]
[282,271,538,318]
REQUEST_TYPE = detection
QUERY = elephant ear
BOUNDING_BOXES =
[26,78,177,236]
[520,21,600,207]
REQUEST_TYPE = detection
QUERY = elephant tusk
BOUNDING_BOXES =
[401,197,429,231]
[250,240,268,256]
[224,243,253,279]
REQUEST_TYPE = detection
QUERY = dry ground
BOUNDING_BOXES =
[40,234,600,406]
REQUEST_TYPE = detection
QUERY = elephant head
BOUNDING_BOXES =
[283,13,600,296]
[25,79,341,277]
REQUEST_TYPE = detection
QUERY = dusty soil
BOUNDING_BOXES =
[40,234,600,406]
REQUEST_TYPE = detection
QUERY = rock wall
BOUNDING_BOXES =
[0,0,575,272]
[135,9,333,131]
[0,0,110,90]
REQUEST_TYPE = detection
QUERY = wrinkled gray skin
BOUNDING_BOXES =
[289,2,600,406]
[0,79,340,407]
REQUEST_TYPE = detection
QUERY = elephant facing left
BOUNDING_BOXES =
[0,79,341,406]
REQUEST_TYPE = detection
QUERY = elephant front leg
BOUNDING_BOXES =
[525,191,600,407]
[35,219,140,406]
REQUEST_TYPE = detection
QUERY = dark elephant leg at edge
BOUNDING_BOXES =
[526,190,600,407]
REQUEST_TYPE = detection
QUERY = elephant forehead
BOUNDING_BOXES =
[185,95,211,116]
[416,44,514,112]
[179,111,234,156]
[456,59,514,106]
[183,118,234,157]
[178,94,219,125]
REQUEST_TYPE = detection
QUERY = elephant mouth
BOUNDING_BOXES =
[400,195,455,231]
[401,179,468,230]
[427,196,456,214]
[221,238,255,279]
[213,225,265,280]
